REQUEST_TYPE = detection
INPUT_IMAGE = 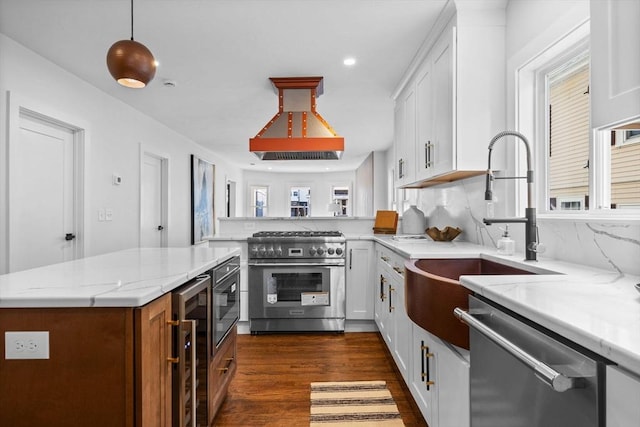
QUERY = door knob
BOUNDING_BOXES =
[157,225,164,231]
[65,233,76,241]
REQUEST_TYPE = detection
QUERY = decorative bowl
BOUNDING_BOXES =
[425,226,462,242]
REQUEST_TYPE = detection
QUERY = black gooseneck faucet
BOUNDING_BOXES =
[483,131,539,261]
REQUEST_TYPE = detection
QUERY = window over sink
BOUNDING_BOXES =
[517,21,640,217]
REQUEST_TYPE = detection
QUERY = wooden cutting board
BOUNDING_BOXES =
[373,210,398,234]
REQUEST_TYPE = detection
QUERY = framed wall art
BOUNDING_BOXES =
[191,155,215,244]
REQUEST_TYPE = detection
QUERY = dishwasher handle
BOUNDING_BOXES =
[454,307,584,393]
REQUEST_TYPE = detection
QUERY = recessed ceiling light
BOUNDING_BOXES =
[343,57,356,67]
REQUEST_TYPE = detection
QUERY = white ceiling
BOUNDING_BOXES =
[0,0,448,172]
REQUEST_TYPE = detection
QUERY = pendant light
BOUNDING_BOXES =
[106,0,156,88]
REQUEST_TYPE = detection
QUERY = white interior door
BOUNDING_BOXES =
[141,152,166,247]
[9,113,75,272]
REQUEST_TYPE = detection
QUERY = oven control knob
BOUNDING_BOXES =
[275,247,283,257]
[327,248,335,255]
[250,246,259,256]
[258,246,266,256]
[266,247,275,257]
[309,247,317,256]
[336,248,343,255]
[316,247,325,256]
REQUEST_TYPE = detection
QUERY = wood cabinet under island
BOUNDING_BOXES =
[0,247,240,427]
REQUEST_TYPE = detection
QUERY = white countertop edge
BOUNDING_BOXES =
[461,274,640,374]
[0,247,241,308]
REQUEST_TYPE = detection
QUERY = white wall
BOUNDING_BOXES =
[242,169,356,217]
[0,34,243,273]
[355,152,373,216]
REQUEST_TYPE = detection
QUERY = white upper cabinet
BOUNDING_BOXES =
[394,3,506,188]
[395,86,416,186]
[415,23,454,181]
[590,0,640,129]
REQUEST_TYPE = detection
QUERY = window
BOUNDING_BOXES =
[330,186,349,216]
[249,185,268,217]
[529,27,640,215]
[290,187,310,217]
[546,53,590,211]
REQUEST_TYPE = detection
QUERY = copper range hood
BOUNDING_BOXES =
[249,76,344,160]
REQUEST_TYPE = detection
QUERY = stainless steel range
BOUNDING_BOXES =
[248,231,346,333]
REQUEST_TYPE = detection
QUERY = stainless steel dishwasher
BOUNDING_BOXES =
[455,295,610,427]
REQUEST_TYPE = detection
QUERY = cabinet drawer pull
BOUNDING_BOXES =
[167,357,179,364]
[426,380,435,386]
[218,367,229,373]
[225,357,234,362]
[167,319,180,326]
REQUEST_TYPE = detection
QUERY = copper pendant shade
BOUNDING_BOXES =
[106,0,156,88]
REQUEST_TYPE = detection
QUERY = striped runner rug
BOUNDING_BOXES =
[310,380,405,426]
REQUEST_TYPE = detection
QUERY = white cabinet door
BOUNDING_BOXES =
[410,324,438,427]
[375,249,392,345]
[345,241,374,320]
[396,86,416,187]
[374,269,389,335]
[591,0,640,129]
[435,338,469,427]
[391,267,411,382]
[607,365,640,427]
[415,62,434,181]
[430,27,454,177]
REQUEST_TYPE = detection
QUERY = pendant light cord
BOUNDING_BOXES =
[130,0,134,41]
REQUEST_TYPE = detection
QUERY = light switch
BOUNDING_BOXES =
[98,209,105,221]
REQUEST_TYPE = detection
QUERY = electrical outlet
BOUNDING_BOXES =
[105,208,113,221]
[98,209,106,221]
[5,331,49,359]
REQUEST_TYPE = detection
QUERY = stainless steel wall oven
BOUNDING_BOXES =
[248,231,346,333]
[212,256,240,353]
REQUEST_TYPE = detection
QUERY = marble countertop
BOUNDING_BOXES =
[0,246,240,308]
[369,234,640,375]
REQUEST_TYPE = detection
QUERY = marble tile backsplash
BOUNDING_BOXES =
[416,176,640,276]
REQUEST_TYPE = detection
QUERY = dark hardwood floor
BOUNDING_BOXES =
[211,332,428,427]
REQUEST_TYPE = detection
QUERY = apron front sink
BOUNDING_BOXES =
[405,258,536,350]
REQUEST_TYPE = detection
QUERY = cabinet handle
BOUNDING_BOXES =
[225,357,234,363]
[379,274,387,301]
[425,344,433,390]
[349,249,353,269]
[381,255,390,262]
[218,367,229,374]
[420,340,425,382]
[398,158,405,179]
[167,319,181,365]
[425,141,435,168]
[388,285,394,312]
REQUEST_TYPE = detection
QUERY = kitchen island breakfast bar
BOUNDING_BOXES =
[0,246,240,427]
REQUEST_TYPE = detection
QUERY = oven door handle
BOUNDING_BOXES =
[248,262,344,267]
[454,307,585,393]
